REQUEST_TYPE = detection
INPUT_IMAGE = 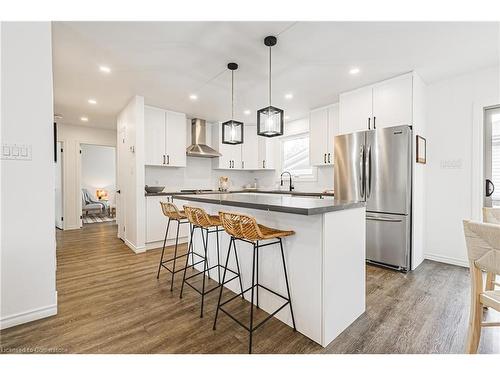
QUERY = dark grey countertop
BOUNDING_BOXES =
[172,192,364,216]
[145,189,335,197]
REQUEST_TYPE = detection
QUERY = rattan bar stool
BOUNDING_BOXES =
[156,202,194,291]
[214,211,297,354]
[180,206,243,318]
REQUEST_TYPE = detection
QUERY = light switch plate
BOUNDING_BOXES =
[1,144,32,160]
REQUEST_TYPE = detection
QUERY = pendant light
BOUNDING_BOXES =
[222,62,244,145]
[257,35,284,138]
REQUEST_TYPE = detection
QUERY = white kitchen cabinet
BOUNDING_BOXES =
[165,110,187,167]
[339,86,373,135]
[309,104,338,166]
[144,105,186,167]
[339,72,414,134]
[144,106,166,166]
[241,126,258,170]
[372,73,412,129]
[212,123,242,170]
[146,195,189,243]
[257,137,274,169]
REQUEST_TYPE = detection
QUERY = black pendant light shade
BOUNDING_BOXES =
[222,62,244,145]
[257,35,284,137]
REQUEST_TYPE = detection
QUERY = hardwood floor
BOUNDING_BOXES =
[1,222,498,354]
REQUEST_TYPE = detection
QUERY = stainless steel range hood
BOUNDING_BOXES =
[186,118,221,158]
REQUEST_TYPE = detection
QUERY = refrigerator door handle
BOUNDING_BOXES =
[366,215,402,223]
[366,145,372,199]
[359,145,365,199]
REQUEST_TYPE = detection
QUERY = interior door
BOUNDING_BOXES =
[117,126,127,240]
[334,131,366,202]
[484,105,500,207]
[365,125,411,215]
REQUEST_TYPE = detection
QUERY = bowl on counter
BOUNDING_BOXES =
[145,185,165,194]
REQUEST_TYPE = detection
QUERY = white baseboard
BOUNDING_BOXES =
[424,253,469,268]
[124,238,146,254]
[0,303,57,330]
[145,237,188,251]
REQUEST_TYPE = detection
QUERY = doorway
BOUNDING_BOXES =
[80,144,117,225]
[483,105,500,207]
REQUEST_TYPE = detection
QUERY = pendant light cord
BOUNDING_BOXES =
[231,70,234,120]
[269,45,272,108]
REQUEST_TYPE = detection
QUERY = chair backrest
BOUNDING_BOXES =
[219,211,264,241]
[160,201,183,220]
[483,207,500,224]
[463,220,500,275]
[183,206,214,228]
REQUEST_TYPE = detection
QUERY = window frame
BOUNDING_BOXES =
[278,131,317,182]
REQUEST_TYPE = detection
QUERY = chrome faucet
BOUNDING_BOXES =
[280,171,294,192]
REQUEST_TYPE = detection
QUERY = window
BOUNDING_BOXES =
[281,133,315,179]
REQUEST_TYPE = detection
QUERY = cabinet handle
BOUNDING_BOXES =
[328,153,331,163]
[373,116,376,129]
[368,118,371,130]
[242,161,244,169]
[263,160,266,169]
[229,160,232,168]
[167,155,170,164]
[163,155,166,164]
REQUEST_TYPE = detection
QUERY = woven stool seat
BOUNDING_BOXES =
[219,211,294,241]
[184,206,221,228]
[160,201,187,220]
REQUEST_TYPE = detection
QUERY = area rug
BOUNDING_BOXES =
[83,214,115,224]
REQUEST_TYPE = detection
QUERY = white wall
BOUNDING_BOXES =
[0,22,57,329]
[425,66,500,267]
[81,144,116,203]
[116,96,145,252]
[57,123,116,229]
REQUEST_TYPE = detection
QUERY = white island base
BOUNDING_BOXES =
[175,198,366,347]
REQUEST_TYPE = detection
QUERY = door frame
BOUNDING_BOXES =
[55,140,64,230]
[77,142,117,228]
[472,100,500,221]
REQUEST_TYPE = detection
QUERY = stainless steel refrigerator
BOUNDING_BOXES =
[334,125,412,271]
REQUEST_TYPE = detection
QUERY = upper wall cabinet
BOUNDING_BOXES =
[309,104,338,166]
[144,105,187,167]
[339,73,413,135]
[212,122,242,170]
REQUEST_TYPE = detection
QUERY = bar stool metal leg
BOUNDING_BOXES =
[256,241,259,309]
[216,226,221,283]
[200,227,209,318]
[279,238,296,331]
[248,242,257,354]
[213,237,233,330]
[179,225,195,299]
[232,239,245,299]
[169,219,181,291]
[156,218,171,279]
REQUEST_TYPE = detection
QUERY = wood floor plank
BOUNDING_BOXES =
[1,222,498,354]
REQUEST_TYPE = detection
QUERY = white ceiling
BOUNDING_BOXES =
[52,21,499,129]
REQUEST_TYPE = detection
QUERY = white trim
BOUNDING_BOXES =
[124,238,146,254]
[0,302,57,330]
[424,253,469,268]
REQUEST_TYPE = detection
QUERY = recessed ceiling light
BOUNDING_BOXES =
[80,117,89,122]
[243,110,251,115]
[349,67,360,75]
[284,93,293,100]
[88,99,97,105]
[189,94,198,100]
[99,65,111,74]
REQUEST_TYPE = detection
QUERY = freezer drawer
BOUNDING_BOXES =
[366,212,410,271]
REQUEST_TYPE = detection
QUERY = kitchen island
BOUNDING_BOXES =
[173,192,365,347]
